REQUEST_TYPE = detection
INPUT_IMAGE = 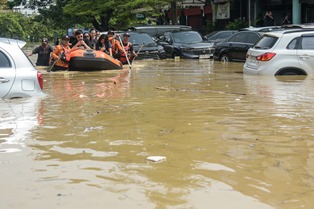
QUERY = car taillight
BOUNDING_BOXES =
[256,52,276,61]
[37,72,43,89]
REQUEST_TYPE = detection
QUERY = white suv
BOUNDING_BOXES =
[243,29,314,76]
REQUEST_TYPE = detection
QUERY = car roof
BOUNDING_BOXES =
[0,37,26,48]
[130,25,192,29]
[263,28,314,37]
[239,26,282,32]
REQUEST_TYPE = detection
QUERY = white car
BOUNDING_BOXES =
[243,29,314,76]
[0,38,43,99]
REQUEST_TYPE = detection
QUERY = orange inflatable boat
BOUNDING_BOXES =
[66,49,122,71]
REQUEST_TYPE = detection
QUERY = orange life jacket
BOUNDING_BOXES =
[51,44,70,68]
[119,42,132,64]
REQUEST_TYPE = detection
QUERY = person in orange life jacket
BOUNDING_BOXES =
[28,38,54,66]
[95,34,112,56]
[119,32,137,65]
[50,35,71,71]
[70,30,92,50]
[108,30,124,59]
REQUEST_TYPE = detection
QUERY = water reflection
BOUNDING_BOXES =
[2,60,314,209]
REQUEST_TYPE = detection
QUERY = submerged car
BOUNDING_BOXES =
[128,32,166,60]
[213,31,262,62]
[205,30,237,44]
[0,38,43,99]
[158,31,214,59]
[244,29,314,76]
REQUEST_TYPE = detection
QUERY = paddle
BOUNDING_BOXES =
[118,36,132,69]
[48,58,60,72]
[132,43,144,62]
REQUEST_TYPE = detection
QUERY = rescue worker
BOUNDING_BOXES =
[50,35,71,71]
[107,30,124,59]
[119,32,137,65]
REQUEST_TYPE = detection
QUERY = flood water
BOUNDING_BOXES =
[1,55,314,209]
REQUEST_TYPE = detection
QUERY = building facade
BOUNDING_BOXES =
[164,0,314,31]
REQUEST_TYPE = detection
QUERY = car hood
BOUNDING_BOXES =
[133,45,163,52]
[174,42,214,48]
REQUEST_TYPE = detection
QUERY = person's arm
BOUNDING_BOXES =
[28,46,38,56]
[116,41,124,53]
[51,46,61,60]
[130,44,137,57]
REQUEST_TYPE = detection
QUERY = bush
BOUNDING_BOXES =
[226,18,248,30]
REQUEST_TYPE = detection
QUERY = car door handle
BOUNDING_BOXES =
[0,77,10,83]
[299,55,310,59]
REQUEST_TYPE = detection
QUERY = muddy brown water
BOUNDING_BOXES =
[1,50,314,208]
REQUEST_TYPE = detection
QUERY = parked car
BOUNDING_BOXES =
[128,32,166,60]
[0,38,43,99]
[244,29,314,76]
[129,25,192,40]
[213,31,262,62]
[205,30,237,44]
[157,31,214,59]
[239,26,282,32]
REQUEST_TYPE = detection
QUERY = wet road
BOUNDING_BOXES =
[1,58,314,209]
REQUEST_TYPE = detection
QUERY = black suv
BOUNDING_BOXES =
[213,31,262,62]
[158,31,214,59]
[128,32,166,60]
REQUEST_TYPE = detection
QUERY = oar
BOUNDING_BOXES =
[132,43,144,62]
[118,36,132,69]
[48,58,60,72]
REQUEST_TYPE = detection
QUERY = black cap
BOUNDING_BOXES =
[123,32,130,37]
[62,35,70,40]
[108,30,114,35]
[42,38,48,43]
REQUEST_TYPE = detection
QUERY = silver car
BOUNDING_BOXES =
[244,29,314,76]
[0,38,44,99]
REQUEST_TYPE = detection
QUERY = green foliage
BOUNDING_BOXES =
[0,12,60,42]
[226,18,248,30]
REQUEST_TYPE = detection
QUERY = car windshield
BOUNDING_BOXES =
[129,33,156,46]
[254,36,278,49]
[172,31,203,43]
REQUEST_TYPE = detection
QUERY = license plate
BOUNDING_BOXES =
[199,54,211,59]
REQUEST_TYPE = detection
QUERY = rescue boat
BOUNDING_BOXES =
[66,49,122,71]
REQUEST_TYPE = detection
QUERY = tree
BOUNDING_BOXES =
[62,0,169,31]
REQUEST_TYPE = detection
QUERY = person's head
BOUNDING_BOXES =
[90,29,96,39]
[108,30,115,37]
[96,30,100,38]
[72,29,78,38]
[83,32,90,39]
[268,11,272,16]
[42,38,48,46]
[61,35,70,45]
[123,32,130,42]
[75,30,84,40]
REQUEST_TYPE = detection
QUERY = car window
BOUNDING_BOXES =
[254,36,278,49]
[246,33,260,44]
[207,32,218,40]
[301,36,314,49]
[129,34,155,45]
[172,31,203,43]
[287,37,299,49]
[0,51,11,68]
[229,33,247,43]
[220,32,234,39]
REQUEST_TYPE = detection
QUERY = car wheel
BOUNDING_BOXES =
[220,54,230,62]
[275,68,307,76]
[172,52,179,59]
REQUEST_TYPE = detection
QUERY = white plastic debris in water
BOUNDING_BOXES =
[146,156,166,163]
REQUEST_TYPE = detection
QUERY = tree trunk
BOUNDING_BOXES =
[170,1,177,25]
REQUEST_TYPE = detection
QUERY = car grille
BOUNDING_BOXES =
[137,51,160,60]
[184,48,214,55]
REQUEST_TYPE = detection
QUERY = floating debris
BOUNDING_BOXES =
[146,156,166,163]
